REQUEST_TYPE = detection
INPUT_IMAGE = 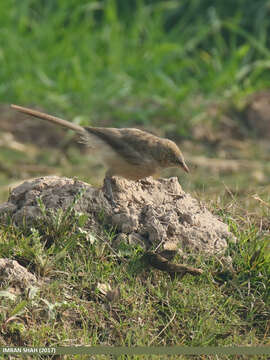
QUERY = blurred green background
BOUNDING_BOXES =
[1,0,270,205]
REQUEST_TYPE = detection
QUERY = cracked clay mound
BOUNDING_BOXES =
[0,176,235,254]
[0,258,37,289]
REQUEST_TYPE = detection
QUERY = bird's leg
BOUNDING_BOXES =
[103,172,116,206]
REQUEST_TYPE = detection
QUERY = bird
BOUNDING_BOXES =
[11,104,189,199]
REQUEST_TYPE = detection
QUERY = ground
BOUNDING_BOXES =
[0,100,269,357]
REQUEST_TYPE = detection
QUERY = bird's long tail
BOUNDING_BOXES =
[11,104,85,133]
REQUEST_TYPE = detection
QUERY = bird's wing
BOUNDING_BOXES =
[85,127,144,166]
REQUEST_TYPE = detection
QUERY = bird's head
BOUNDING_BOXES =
[162,139,189,173]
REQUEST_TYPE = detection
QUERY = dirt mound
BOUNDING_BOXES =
[0,258,37,290]
[0,176,235,255]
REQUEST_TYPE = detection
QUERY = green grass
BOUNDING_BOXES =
[0,198,269,356]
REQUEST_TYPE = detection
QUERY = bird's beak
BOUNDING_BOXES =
[181,161,190,173]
